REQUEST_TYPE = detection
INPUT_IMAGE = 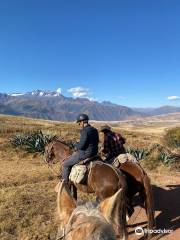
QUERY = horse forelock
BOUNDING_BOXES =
[63,202,107,231]
[71,202,106,221]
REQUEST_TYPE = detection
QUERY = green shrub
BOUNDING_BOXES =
[163,127,180,148]
[158,151,176,166]
[142,144,177,170]
[10,131,56,154]
[141,152,161,170]
[126,147,149,160]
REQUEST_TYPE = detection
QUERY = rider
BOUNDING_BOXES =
[62,113,99,183]
[100,125,126,163]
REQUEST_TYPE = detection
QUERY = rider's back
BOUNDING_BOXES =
[76,124,99,159]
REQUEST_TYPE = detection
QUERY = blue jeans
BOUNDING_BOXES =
[62,152,81,181]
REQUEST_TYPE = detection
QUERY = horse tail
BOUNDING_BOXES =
[143,173,156,230]
[118,187,128,240]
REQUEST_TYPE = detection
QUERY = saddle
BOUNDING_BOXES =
[69,155,100,184]
[112,153,138,168]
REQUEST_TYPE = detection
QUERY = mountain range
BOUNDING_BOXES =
[0,89,180,121]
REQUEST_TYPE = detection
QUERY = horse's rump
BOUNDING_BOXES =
[88,161,127,199]
[119,161,155,229]
[119,161,145,182]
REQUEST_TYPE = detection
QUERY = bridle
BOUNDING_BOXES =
[44,140,72,178]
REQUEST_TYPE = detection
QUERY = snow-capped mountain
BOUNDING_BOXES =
[0,89,143,121]
[1,89,180,121]
[9,93,26,97]
[8,88,62,97]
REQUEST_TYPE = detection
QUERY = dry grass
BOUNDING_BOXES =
[0,114,179,239]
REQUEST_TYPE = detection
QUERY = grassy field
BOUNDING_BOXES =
[0,114,179,240]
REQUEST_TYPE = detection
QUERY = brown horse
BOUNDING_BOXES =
[44,139,155,233]
[55,180,126,240]
[45,140,127,240]
[119,161,155,230]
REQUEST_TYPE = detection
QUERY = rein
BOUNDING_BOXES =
[44,139,72,178]
[45,162,59,177]
[44,155,71,178]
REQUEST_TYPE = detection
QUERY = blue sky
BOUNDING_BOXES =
[0,0,180,107]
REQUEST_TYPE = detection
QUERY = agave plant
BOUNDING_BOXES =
[126,147,149,161]
[10,134,29,147]
[10,131,56,154]
[158,152,176,165]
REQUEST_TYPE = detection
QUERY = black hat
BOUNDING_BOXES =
[76,113,89,123]
[100,125,111,132]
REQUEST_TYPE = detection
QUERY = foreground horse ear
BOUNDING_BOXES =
[98,188,127,237]
[56,181,77,225]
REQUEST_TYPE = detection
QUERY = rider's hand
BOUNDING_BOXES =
[72,142,78,150]
[99,149,105,159]
[99,145,103,152]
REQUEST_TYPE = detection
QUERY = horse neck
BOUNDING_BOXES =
[53,141,72,162]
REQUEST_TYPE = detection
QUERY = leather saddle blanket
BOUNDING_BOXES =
[69,155,100,184]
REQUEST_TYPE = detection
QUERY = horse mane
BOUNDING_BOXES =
[48,136,75,150]
[71,202,106,221]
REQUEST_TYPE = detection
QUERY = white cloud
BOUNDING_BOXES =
[56,88,62,94]
[167,96,180,101]
[118,96,127,100]
[67,86,90,98]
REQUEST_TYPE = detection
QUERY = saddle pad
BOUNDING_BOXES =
[113,153,138,167]
[69,164,87,184]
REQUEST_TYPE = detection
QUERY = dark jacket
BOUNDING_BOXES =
[75,124,99,159]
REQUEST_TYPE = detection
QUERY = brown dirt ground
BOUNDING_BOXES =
[128,175,180,240]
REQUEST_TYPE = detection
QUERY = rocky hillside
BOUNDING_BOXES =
[0,90,143,121]
[1,90,180,121]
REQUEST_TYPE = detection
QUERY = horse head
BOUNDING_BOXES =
[44,139,73,165]
[55,180,126,240]
[44,141,56,164]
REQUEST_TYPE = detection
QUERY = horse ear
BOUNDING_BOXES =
[98,188,127,237]
[56,181,77,226]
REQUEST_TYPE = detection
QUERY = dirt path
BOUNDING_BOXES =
[128,175,180,240]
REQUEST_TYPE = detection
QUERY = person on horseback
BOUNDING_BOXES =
[62,113,99,183]
[100,125,126,164]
